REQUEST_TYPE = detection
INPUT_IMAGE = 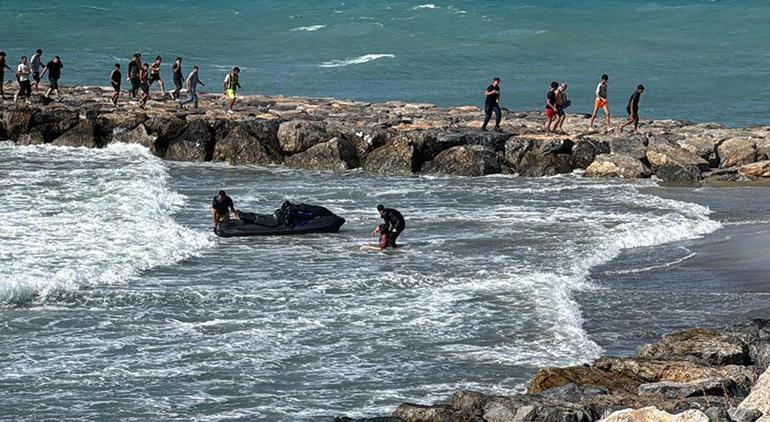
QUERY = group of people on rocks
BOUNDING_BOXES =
[483,74,646,135]
[212,191,406,251]
[0,49,63,102]
[112,52,241,113]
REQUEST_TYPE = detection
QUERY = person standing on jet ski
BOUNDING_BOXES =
[212,190,238,228]
[374,204,405,248]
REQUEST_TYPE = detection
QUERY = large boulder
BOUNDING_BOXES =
[729,407,764,422]
[435,131,512,151]
[422,145,501,176]
[739,369,770,417]
[738,161,770,178]
[609,135,648,162]
[164,118,214,161]
[325,120,389,164]
[647,138,710,183]
[52,119,98,148]
[585,154,651,178]
[212,120,281,165]
[572,138,610,169]
[602,406,709,422]
[145,114,187,150]
[638,378,748,400]
[363,139,418,175]
[285,137,359,172]
[111,123,159,153]
[677,136,719,167]
[4,109,34,140]
[277,120,330,153]
[16,129,46,145]
[505,138,575,177]
[719,138,756,168]
[392,403,453,421]
[31,108,80,140]
[528,365,641,395]
[95,112,147,145]
[638,328,751,366]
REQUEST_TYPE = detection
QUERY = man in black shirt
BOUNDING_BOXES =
[110,63,121,106]
[374,204,405,248]
[127,53,142,98]
[619,85,645,134]
[212,190,238,228]
[41,56,63,99]
[481,77,502,132]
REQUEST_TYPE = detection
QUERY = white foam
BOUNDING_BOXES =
[319,54,395,68]
[413,4,438,9]
[0,143,211,304]
[290,24,326,32]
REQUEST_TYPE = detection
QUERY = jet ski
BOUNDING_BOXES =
[214,201,345,238]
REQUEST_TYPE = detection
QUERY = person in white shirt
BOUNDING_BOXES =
[14,56,31,102]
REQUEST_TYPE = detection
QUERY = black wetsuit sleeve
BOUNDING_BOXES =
[227,197,235,211]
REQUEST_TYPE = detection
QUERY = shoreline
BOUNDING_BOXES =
[2,85,770,185]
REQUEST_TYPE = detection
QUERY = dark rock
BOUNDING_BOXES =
[363,139,418,175]
[704,406,730,422]
[52,119,98,148]
[332,417,403,422]
[277,120,329,153]
[325,120,389,164]
[95,112,147,144]
[4,109,34,140]
[212,120,281,165]
[571,139,610,169]
[638,378,747,400]
[165,118,214,161]
[728,406,763,422]
[392,403,454,421]
[609,135,648,162]
[504,138,535,169]
[505,138,575,177]
[111,123,159,153]
[528,364,641,395]
[436,131,513,151]
[16,129,46,145]
[585,154,652,178]
[537,383,611,402]
[730,319,770,369]
[31,108,79,139]
[145,115,186,150]
[285,137,359,171]
[647,138,710,183]
[638,328,752,366]
[423,145,501,176]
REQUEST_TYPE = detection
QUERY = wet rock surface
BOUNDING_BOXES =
[3,85,770,183]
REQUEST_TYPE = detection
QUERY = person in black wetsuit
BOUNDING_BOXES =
[619,85,645,134]
[481,77,502,132]
[127,53,142,98]
[211,190,238,228]
[374,204,405,248]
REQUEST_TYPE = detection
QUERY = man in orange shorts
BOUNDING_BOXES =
[589,74,611,133]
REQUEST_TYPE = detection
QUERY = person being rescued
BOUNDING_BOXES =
[211,190,238,228]
[372,223,391,251]
[374,204,405,248]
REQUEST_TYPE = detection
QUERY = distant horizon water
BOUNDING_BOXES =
[2,0,769,127]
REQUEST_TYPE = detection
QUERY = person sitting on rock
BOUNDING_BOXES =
[374,204,405,248]
[212,190,238,228]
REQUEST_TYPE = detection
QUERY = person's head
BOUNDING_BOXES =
[143,63,149,69]
[53,56,60,63]
[114,63,120,69]
[601,74,609,82]
[0,51,5,58]
[550,81,559,89]
[637,84,645,92]
[378,223,389,234]
[232,66,240,75]
[492,77,500,86]
[154,56,162,63]
[36,49,42,55]
[560,83,568,91]
[192,65,199,72]
[218,190,227,200]
[176,57,182,63]
[377,204,385,215]
[134,52,141,61]
[20,56,28,64]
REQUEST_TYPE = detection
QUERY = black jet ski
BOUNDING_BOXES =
[214,201,345,238]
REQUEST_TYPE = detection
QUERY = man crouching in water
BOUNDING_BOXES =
[374,204,405,248]
[212,190,238,229]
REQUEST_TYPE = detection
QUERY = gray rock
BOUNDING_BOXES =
[704,406,730,422]
[52,119,98,148]
[729,407,763,422]
[677,136,719,167]
[277,120,329,153]
[537,383,611,402]
[514,405,537,421]
[483,400,518,422]
[285,137,359,172]
[4,109,33,140]
[571,138,610,169]
[111,123,159,153]
[639,328,752,366]
[165,118,214,161]
[719,138,756,168]
[423,145,501,176]
[585,154,652,178]
[647,138,710,183]
[609,135,648,161]
[505,138,575,177]
[363,139,418,175]
[638,378,747,400]
[212,120,281,165]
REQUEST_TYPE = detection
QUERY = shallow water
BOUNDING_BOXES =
[0,143,733,420]
[2,0,770,126]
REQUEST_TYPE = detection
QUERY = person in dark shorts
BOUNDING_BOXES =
[0,51,11,99]
[171,57,183,99]
[619,85,645,134]
[14,56,31,102]
[110,63,121,106]
[180,66,204,109]
[212,190,238,228]
[545,81,559,135]
[374,204,405,248]
[481,77,501,131]
[138,63,150,108]
[148,56,166,96]
[40,56,63,99]
[127,53,141,98]
[30,49,43,92]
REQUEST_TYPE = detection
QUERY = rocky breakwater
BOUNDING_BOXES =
[2,85,770,184]
[335,319,770,422]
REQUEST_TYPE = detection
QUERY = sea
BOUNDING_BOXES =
[2,1,770,421]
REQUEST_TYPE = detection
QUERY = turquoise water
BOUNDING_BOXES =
[2,1,769,126]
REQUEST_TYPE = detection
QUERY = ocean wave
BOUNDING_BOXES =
[319,54,395,68]
[0,143,211,304]
[413,4,438,9]
[290,24,326,32]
